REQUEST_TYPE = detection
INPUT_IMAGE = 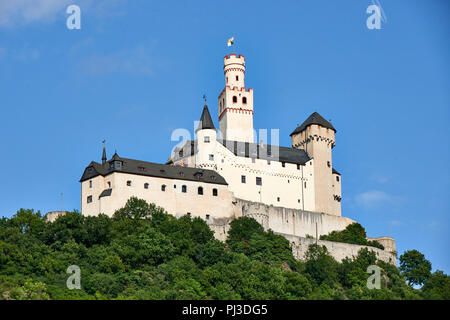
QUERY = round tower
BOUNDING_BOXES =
[218,54,254,143]
[223,54,245,88]
[290,112,340,216]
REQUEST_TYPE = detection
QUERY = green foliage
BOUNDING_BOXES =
[0,199,447,300]
[320,223,384,249]
[399,250,432,286]
[420,270,450,300]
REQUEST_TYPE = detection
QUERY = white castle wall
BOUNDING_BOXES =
[232,198,353,238]
[281,233,397,266]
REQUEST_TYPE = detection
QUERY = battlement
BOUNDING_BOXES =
[218,86,253,98]
[224,54,245,67]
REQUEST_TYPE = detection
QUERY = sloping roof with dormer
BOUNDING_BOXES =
[219,140,311,165]
[80,153,227,185]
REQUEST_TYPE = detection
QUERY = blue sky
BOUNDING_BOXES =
[0,0,448,273]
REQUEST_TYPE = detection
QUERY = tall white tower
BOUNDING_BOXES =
[218,54,254,143]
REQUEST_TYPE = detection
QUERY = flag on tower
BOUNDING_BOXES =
[227,36,234,47]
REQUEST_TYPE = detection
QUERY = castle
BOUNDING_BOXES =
[80,54,396,264]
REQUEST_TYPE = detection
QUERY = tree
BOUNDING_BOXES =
[421,270,450,300]
[399,250,432,286]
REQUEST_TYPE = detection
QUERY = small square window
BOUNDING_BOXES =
[206,214,210,220]
[127,181,132,186]
[161,185,166,191]
[209,154,214,161]
[241,175,246,183]
[256,177,262,186]
[144,183,149,189]
[204,136,210,143]
[87,195,92,203]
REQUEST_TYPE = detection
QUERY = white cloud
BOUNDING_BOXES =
[78,46,154,76]
[0,0,126,27]
[0,0,72,27]
[354,190,398,208]
[370,173,389,184]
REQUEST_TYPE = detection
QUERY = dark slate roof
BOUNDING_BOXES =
[80,153,227,185]
[332,168,341,175]
[290,112,336,136]
[196,104,216,132]
[219,140,311,165]
[99,188,112,198]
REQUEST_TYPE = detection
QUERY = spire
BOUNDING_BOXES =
[196,98,216,132]
[290,112,336,136]
[102,140,107,164]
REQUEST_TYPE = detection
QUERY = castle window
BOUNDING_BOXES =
[174,184,176,189]
[161,184,166,191]
[298,199,301,203]
[107,182,111,188]
[87,195,92,203]
[206,214,210,220]
[204,136,210,143]
[297,164,300,170]
[256,177,262,186]
[198,187,203,195]
[236,75,239,81]
[304,182,307,188]
[243,97,247,104]
[127,180,131,186]
[212,188,218,196]
[182,185,187,193]
[89,180,92,188]
[209,154,214,161]
[241,175,246,183]
[327,161,331,168]
[233,96,237,103]
[277,197,280,202]
[187,212,191,217]
[178,150,183,157]
[282,162,286,168]
[336,176,340,182]
[226,77,228,83]
[144,183,149,189]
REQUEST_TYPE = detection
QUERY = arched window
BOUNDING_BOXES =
[144,183,149,189]
[161,184,166,191]
[212,188,218,196]
[198,186,203,195]
[182,185,187,193]
[232,96,237,103]
[242,97,247,104]
[235,75,239,81]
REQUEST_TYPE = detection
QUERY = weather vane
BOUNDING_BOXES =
[203,94,207,104]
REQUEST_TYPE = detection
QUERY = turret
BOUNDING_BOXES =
[195,103,217,166]
[290,112,340,216]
